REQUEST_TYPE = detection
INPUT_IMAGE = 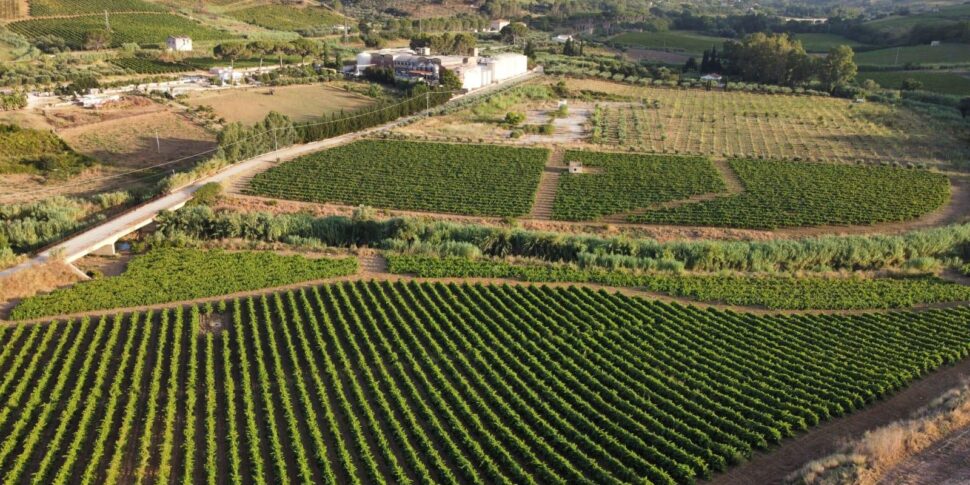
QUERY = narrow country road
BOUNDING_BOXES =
[0,71,540,281]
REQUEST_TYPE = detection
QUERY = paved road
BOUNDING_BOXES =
[0,71,540,280]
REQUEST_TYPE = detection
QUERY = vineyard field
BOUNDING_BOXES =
[552,151,726,221]
[631,159,950,229]
[0,282,969,483]
[10,248,358,320]
[28,0,166,15]
[7,14,232,49]
[109,57,195,74]
[225,4,345,31]
[577,78,970,168]
[248,140,549,217]
[0,0,20,18]
[387,255,970,310]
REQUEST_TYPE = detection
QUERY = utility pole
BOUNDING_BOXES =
[426,91,430,111]
[104,9,110,31]
[894,47,900,66]
[154,129,160,153]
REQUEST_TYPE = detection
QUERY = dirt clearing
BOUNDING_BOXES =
[183,83,375,125]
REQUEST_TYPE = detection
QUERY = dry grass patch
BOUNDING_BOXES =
[183,83,375,125]
[788,383,970,485]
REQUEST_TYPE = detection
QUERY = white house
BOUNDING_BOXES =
[166,36,192,52]
[554,34,574,43]
[700,73,722,82]
[210,67,243,85]
[488,19,510,32]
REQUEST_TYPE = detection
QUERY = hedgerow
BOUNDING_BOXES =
[632,159,950,229]
[386,254,970,310]
[248,140,548,217]
[9,248,357,319]
[552,151,726,221]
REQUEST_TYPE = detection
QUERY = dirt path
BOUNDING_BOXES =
[528,148,565,220]
[879,423,970,484]
[707,356,970,485]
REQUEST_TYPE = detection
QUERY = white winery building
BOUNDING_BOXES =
[354,49,528,91]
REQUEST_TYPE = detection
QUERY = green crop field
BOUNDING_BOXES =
[225,4,345,31]
[7,13,232,49]
[552,151,726,221]
[859,70,970,95]
[630,159,950,229]
[855,43,970,67]
[1,281,970,484]
[0,124,94,176]
[248,140,549,217]
[28,0,166,15]
[793,33,870,53]
[109,57,195,74]
[610,30,727,55]
[10,249,358,320]
[388,255,970,310]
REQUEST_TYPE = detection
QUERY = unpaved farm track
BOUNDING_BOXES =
[879,423,970,484]
[707,356,970,485]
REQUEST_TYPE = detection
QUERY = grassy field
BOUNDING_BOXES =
[248,140,549,217]
[859,70,970,96]
[578,78,970,168]
[0,124,93,177]
[7,13,233,49]
[10,249,358,319]
[2,282,970,483]
[793,33,870,53]
[224,4,345,31]
[552,151,726,221]
[610,30,727,55]
[183,84,374,125]
[58,109,216,170]
[855,43,970,67]
[631,159,950,229]
[0,0,22,18]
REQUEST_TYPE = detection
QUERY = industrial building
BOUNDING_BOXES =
[353,48,528,91]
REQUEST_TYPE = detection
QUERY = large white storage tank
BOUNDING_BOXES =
[490,53,528,82]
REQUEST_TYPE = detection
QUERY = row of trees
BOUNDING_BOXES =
[409,32,478,56]
[721,33,857,91]
[216,87,454,163]
[213,39,341,69]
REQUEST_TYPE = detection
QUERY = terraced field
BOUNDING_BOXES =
[247,140,549,217]
[7,13,232,49]
[1,282,970,484]
[28,0,165,15]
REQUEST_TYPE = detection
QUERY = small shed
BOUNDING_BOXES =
[558,99,568,108]
[568,161,583,174]
[167,36,192,52]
